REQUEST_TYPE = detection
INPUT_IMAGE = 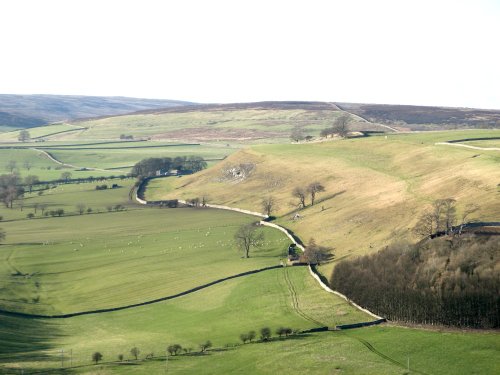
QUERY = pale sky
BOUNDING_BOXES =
[1,0,499,109]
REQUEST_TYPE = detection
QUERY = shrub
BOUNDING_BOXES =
[260,327,271,341]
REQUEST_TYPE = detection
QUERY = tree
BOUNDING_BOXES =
[261,196,277,217]
[61,171,72,182]
[39,204,48,216]
[290,127,305,142]
[5,160,17,173]
[23,160,33,171]
[247,330,256,342]
[167,344,183,356]
[413,211,435,238]
[76,203,86,215]
[292,187,307,208]
[300,238,333,265]
[458,203,480,235]
[18,130,31,142]
[118,354,124,362]
[0,228,5,243]
[0,175,24,208]
[24,175,40,193]
[260,327,271,341]
[199,340,212,352]
[240,333,249,344]
[234,223,264,258]
[92,351,103,364]
[56,208,64,217]
[130,347,140,360]
[332,114,351,137]
[27,213,35,219]
[307,182,325,205]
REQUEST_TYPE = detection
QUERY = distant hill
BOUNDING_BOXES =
[336,102,500,130]
[0,94,193,128]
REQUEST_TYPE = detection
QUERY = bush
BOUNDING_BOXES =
[27,213,35,219]
[167,344,183,356]
[199,340,212,352]
[260,327,271,341]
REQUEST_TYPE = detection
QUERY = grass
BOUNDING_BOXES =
[26,108,350,142]
[151,130,500,277]
[0,141,237,182]
[0,123,84,141]
[0,266,374,372]
[0,128,498,374]
[0,206,289,315]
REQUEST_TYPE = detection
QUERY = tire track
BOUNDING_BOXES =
[354,336,430,375]
[283,266,323,326]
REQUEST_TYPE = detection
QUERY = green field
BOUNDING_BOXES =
[8,107,362,143]
[1,205,290,315]
[151,129,500,277]
[0,126,498,374]
[0,123,85,142]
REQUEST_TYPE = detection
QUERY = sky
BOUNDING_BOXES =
[1,0,499,109]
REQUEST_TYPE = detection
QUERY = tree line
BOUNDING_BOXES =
[331,235,499,328]
[131,156,207,177]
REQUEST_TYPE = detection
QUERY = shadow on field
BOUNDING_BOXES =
[0,313,63,364]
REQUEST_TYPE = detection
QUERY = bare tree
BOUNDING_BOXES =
[24,175,40,193]
[261,196,278,217]
[413,211,435,238]
[199,340,212,352]
[333,114,351,137]
[234,223,264,258]
[39,204,48,216]
[6,160,17,173]
[18,130,31,142]
[61,171,72,182]
[130,347,140,360]
[76,203,86,215]
[458,203,480,235]
[307,182,325,205]
[292,187,307,208]
[290,127,305,142]
[300,238,333,265]
[23,160,33,171]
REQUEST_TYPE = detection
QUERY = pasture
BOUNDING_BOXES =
[150,129,500,277]
[0,206,289,315]
[0,127,498,374]
[30,107,354,142]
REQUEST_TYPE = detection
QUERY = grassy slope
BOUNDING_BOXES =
[0,147,111,180]
[36,108,349,142]
[0,266,372,371]
[71,327,498,375]
[152,130,500,276]
[0,204,288,314]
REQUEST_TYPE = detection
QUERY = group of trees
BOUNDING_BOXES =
[131,156,207,177]
[0,174,25,208]
[290,114,351,142]
[414,198,480,238]
[240,326,293,344]
[293,181,325,208]
[331,235,500,328]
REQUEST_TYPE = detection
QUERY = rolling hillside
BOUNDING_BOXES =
[0,94,192,129]
[150,130,500,276]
